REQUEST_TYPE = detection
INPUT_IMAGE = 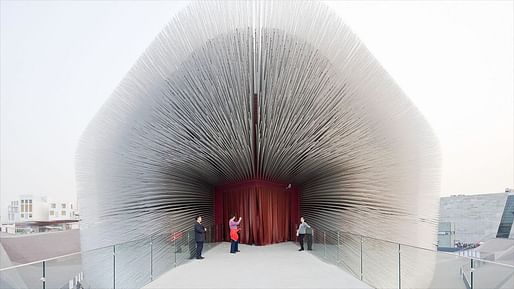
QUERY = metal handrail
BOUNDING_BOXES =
[0,251,83,271]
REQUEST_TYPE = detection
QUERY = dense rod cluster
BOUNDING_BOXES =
[76,1,440,288]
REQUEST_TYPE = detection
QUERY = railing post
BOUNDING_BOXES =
[207,225,210,249]
[323,231,326,259]
[398,243,401,289]
[174,232,178,267]
[150,236,153,281]
[209,224,212,247]
[113,245,116,289]
[41,261,46,289]
[337,231,340,263]
[470,258,474,289]
[360,235,363,281]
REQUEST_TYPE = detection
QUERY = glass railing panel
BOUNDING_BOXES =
[310,228,325,260]
[324,230,339,264]
[45,245,114,289]
[473,259,514,289]
[337,231,362,280]
[0,262,42,289]
[151,233,174,280]
[462,258,472,289]
[175,230,194,265]
[79,245,114,289]
[204,225,214,250]
[45,253,82,289]
[115,236,151,289]
[400,244,469,289]
[362,236,399,289]
[304,228,313,252]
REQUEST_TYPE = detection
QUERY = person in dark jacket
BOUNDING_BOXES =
[194,216,207,259]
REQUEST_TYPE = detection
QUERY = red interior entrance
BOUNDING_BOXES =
[214,180,299,245]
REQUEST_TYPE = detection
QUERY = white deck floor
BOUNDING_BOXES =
[143,242,371,289]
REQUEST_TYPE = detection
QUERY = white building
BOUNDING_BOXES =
[48,200,79,220]
[3,194,79,234]
[12,194,49,222]
[7,200,20,224]
[6,195,78,223]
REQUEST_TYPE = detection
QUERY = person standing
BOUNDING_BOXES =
[296,216,311,251]
[194,216,207,259]
[229,214,242,253]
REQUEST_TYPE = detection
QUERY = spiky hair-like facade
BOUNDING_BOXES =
[76,1,440,288]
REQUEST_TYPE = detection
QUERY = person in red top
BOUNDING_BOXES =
[229,214,242,254]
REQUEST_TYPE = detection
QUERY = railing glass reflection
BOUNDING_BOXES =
[0,224,221,289]
[307,228,514,289]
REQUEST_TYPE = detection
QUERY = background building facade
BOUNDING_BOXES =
[2,195,79,234]
[439,191,514,244]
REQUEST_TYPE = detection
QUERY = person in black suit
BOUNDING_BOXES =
[194,216,207,259]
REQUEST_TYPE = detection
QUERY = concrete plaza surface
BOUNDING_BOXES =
[143,241,371,289]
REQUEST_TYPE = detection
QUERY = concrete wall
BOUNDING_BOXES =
[439,193,508,243]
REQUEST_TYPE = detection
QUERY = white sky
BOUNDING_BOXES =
[1,1,513,214]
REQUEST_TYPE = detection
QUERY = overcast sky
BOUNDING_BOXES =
[1,1,513,213]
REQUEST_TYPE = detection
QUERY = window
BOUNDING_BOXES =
[61,211,66,216]
[71,204,73,209]
[29,214,32,218]
[497,195,514,238]
[28,204,32,212]
[20,213,24,218]
[50,211,54,216]
[51,203,56,209]
[29,200,32,203]
[61,203,66,209]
